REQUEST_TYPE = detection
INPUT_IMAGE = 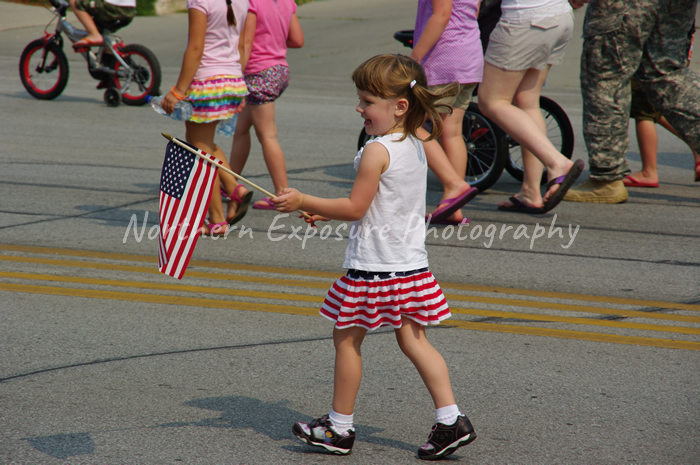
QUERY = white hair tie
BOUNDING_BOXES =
[410,80,416,89]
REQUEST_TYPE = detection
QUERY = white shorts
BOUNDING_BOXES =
[484,11,574,71]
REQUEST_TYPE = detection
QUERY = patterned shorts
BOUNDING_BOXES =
[245,65,290,105]
[320,268,451,330]
[186,75,247,124]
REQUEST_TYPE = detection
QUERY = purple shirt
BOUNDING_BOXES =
[414,0,483,86]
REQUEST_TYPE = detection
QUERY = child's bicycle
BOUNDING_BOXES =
[358,30,574,192]
[19,0,161,107]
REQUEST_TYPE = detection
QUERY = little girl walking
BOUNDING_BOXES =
[161,0,253,236]
[228,0,304,210]
[273,54,476,460]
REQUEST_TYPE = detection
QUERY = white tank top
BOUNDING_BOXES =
[342,133,430,272]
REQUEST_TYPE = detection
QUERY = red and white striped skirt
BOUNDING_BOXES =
[321,268,451,330]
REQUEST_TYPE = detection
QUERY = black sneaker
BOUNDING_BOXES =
[418,414,476,460]
[292,415,355,455]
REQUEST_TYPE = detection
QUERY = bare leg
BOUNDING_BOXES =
[418,127,473,223]
[69,0,102,43]
[478,62,574,204]
[395,317,455,409]
[332,326,367,415]
[250,102,288,206]
[658,116,700,180]
[627,118,659,184]
[229,104,254,173]
[185,121,247,230]
[228,105,255,219]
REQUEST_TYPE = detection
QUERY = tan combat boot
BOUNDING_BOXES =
[563,179,629,204]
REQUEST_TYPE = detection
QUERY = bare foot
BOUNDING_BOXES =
[626,170,659,185]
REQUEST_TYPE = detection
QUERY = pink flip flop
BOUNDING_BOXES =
[429,187,478,223]
[623,175,659,188]
[252,197,276,210]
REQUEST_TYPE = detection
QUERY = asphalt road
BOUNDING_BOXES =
[0,1,699,463]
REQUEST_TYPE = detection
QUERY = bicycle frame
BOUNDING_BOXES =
[40,0,138,94]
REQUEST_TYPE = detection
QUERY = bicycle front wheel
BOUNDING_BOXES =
[113,43,161,106]
[19,39,69,100]
[505,95,575,184]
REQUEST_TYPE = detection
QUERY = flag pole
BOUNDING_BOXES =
[162,133,312,220]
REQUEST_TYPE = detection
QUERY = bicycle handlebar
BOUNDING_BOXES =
[49,0,70,13]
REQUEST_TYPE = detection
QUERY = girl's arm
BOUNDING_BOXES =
[286,13,304,48]
[162,8,207,114]
[409,0,452,63]
[273,142,390,221]
[240,12,256,71]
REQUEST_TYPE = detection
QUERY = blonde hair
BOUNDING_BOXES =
[351,54,458,142]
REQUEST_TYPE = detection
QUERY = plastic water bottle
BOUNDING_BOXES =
[146,95,193,121]
[216,114,238,137]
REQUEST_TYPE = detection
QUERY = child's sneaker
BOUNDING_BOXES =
[292,415,355,455]
[418,414,476,460]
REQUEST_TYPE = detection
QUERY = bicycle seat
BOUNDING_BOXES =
[393,30,415,49]
[96,17,133,34]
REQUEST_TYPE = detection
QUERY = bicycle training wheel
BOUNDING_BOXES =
[504,96,575,184]
[19,39,69,100]
[463,102,508,192]
[113,43,161,106]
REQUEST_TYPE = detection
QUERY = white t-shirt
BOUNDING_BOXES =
[500,0,571,23]
[106,0,137,7]
[342,133,430,272]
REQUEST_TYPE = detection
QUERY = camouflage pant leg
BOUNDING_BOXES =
[580,0,698,181]
[635,0,700,154]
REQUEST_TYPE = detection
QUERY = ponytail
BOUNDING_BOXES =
[226,0,236,26]
[352,54,458,142]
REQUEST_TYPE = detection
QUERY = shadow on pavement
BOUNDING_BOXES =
[160,395,419,453]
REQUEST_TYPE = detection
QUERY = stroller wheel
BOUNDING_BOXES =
[104,87,121,107]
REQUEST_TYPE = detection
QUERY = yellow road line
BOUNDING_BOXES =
[443,293,700,324]
[442,282,700,312]
[0,271,324,303]
[1,281,699,351]
[2,255,698,324]
[0,255,331,289]
[449,307,700,335]
[3,271,700,330]
[0,282,320,317]
[1,244,698,311]
[444,320,700,351]
[0,244,340,278]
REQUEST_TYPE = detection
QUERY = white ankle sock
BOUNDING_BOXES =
[329,409,354,434]
[436,404,462,425]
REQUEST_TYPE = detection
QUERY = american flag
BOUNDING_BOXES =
[158,139,221,279]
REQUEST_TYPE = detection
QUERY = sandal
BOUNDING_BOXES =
[542,159,584,212]
[201,221,228,237]
[225,184,253,226]
[429,187,478,223]
[252,197,276,210]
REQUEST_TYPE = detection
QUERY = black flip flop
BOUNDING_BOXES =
[542,159,585,212]
[497,196,544,214]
